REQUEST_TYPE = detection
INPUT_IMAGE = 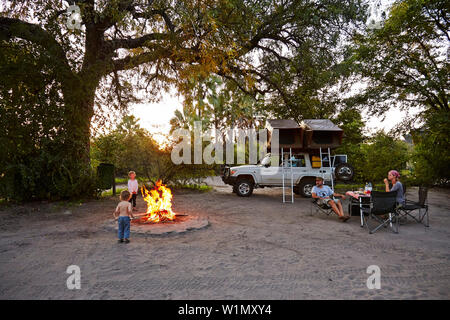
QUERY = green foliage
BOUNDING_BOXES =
[2,0,369,131]
[171,76,267,133]
[97,163,115,190]
[91,115,214,187]
[1,0,368,202]
[409,110,450,186]
[333,108,367,182]
[351,0,449,117]
[100,187,127,198]
[334,108,366,146]
[359,131,411,184]
[174,184,212,192]
[3,0,446,199]
[114,177,129,184]
[349,0,449,186]
[334,183,386,192]
[333,128,411,185]
[0,40,99,201]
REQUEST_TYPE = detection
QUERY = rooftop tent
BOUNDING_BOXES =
[301,119,343,149]
[265,119,304,150]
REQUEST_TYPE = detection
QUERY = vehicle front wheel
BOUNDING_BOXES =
[298,179,315,198]
[235,178,254,197]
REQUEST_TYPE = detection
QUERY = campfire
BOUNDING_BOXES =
[135,180,176,224]
[107,179,208,235]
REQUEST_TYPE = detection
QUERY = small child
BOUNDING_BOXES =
[127,171,138,211]
[113,190,135,243]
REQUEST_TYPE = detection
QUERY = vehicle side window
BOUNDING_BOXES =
[289,155,306,167]
[296,155,306,167]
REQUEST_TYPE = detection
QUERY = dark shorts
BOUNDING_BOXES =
[129,193,137,207]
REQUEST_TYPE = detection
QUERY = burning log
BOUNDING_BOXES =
[138,180,176,223]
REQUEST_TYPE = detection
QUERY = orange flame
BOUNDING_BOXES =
[141,180,176,223]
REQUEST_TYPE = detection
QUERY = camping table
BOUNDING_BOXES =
[346,191,371,227]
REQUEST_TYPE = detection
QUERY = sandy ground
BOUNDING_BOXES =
[0,177,449,300]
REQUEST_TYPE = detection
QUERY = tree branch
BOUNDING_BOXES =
[132,8,176,33]
[255,44,291,63]
[0,17,72,74]
[96,0,137,31]
[105,32,172,50]
[111,47,172,72]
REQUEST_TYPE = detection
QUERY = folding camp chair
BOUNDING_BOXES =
[311,198,338,217]
[398,186,429,227]
[361,191,399,234]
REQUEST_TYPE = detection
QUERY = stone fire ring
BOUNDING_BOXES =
[104,213,209,236]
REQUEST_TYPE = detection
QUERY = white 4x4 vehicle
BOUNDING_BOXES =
[221,153,354,197]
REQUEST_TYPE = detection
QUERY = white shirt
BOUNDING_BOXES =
[312,185,334,198]
[128,179,139,194]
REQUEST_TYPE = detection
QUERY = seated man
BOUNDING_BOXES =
[312,176,350,222]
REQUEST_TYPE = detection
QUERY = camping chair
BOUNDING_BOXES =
[361,191,399,234]
[311,198,338,217]
[398,186,429,227]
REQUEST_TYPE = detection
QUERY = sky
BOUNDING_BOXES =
[130,92,183,141]
[131,96,412,138]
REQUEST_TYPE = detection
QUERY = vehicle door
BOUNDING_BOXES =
[258,154,283,185]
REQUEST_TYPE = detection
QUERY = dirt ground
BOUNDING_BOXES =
[0,178,449,300]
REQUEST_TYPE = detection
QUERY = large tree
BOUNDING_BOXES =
[1,0,367,161]
[349,0,449,185]
[351,0,449,122]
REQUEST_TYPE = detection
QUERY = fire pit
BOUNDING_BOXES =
[104,180,209,235]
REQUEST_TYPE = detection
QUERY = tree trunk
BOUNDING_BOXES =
[61,73,99,169]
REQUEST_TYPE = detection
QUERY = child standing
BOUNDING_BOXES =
[127,171,138,211]
[113,190,135,243]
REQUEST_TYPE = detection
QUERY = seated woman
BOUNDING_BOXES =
[383,170,405,206]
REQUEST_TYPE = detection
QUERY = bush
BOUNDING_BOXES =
[409,110,450,187]
[0,158,100,202]
[359,131,411,184]
[0,40,100,201]
[91,116,215,188]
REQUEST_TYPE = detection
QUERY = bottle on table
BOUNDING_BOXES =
[365,182,372,195]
